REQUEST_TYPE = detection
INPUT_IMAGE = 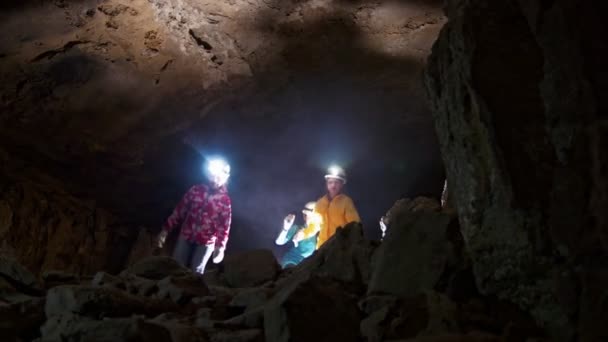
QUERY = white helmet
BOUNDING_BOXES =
[302,201,316,214]
[324,165,347,184]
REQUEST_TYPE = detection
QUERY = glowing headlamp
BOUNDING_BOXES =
[324,164,347,184]
[328,165,341,176]
[207,158,230,177]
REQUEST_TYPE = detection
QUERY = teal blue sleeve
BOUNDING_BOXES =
[285,224,300,241]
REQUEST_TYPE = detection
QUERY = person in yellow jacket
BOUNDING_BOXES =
[315,165,361,249]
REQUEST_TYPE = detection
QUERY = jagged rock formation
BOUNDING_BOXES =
[1,199,545,341]
[0,164,144,275]
[425,0,608,340]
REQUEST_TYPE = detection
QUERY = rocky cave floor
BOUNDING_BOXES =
[1,197,547,342]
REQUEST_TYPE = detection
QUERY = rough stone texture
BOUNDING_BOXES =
[157,273,210,304]
[264,275,361,342]
[127,227,157,266]
[122,256,190,280]
[383,197,442,224]
[295,222,377,287]
[369,204,454,297]
[39,314,174,342]
[0,172,143,276]
[359,291,459,341]
[2,222,548,341]
[425,0,608,339]
[228,287,272,312]
[223,249,280,288]
[45,285,179,318]
[0,255,39,290]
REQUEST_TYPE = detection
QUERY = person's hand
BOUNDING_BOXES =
[283,214,295,230]
[157,230,168,249]
[212,247,225,264]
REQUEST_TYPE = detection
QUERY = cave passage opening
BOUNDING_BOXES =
[151,78,446,259]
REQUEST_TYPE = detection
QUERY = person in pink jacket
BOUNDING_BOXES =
[157,159,232,274]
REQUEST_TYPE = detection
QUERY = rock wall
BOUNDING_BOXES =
[0,148,145,276]
[425,0,608,339]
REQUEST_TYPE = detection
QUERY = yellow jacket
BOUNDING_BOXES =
[315,194,360,249]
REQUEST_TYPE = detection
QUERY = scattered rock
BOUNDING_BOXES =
[157,273,209,304]
[0,208,546,342]
[0,255,41,293]
[45,285,179,318]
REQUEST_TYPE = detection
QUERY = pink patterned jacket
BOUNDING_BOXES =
[162,184,232,249]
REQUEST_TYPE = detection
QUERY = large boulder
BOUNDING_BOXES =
[359,291,459,341]
[0,255,40,292]
[368,202,456,297]
[264,274,361,342]
[294,222,377,287]
[223,249,280,288]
